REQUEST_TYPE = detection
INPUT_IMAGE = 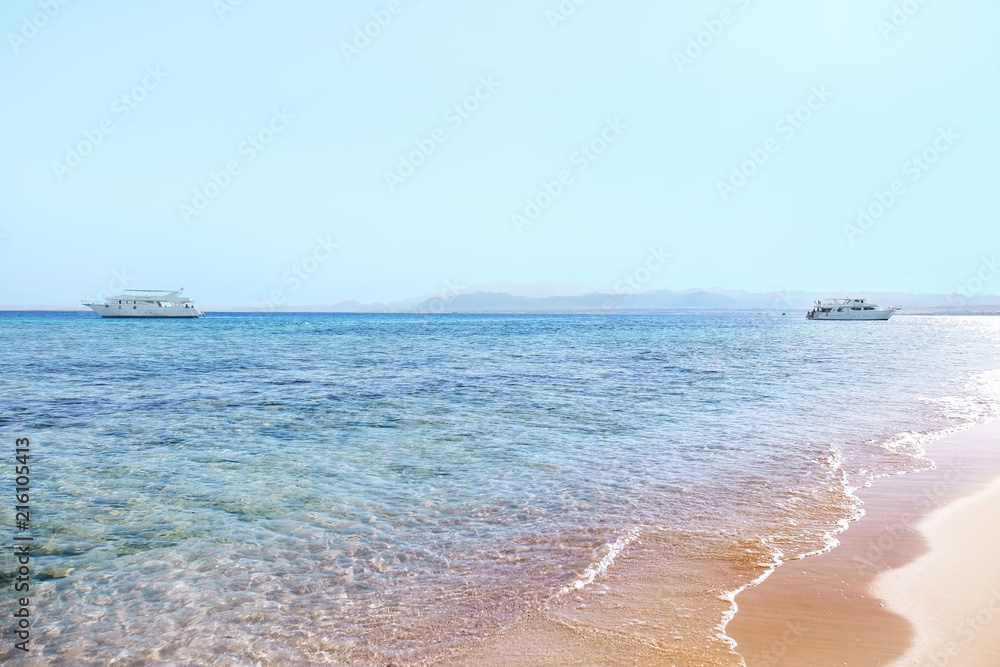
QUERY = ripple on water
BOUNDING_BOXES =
[2,313,1000,663]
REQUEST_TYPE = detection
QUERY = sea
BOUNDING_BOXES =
[2,311,1000,665]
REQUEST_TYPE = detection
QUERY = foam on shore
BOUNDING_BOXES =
[727,420,1000,667]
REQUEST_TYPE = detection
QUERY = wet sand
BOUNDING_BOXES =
[875,475,1000,665]
[443,528,751,666]
[443,422,1000,666]
[727,421,1000,667]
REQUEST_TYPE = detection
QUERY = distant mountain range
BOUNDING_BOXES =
[203,281,1000,315]
[9,281,1000,314]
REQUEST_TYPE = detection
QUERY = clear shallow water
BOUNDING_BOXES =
[2,312,1000,665]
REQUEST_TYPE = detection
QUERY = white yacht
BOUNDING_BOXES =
[807,298,898,320]
[83,289,205,318]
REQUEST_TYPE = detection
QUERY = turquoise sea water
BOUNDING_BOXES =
[2,312,1000,664]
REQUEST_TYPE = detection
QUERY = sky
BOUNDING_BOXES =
[1,0,998,305]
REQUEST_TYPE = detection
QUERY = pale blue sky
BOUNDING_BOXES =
[1,0,998,304]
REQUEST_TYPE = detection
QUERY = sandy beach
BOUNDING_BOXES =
[451,421,1000,666]
[876,475,1000,665]
[728,421,1000,667]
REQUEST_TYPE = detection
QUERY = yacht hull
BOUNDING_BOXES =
[85,304,204,318]
[807,310,895,320]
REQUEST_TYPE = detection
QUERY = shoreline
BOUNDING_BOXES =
[875,473,1000,665]
[727,420,1000,666]
[444,421,1000,666]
